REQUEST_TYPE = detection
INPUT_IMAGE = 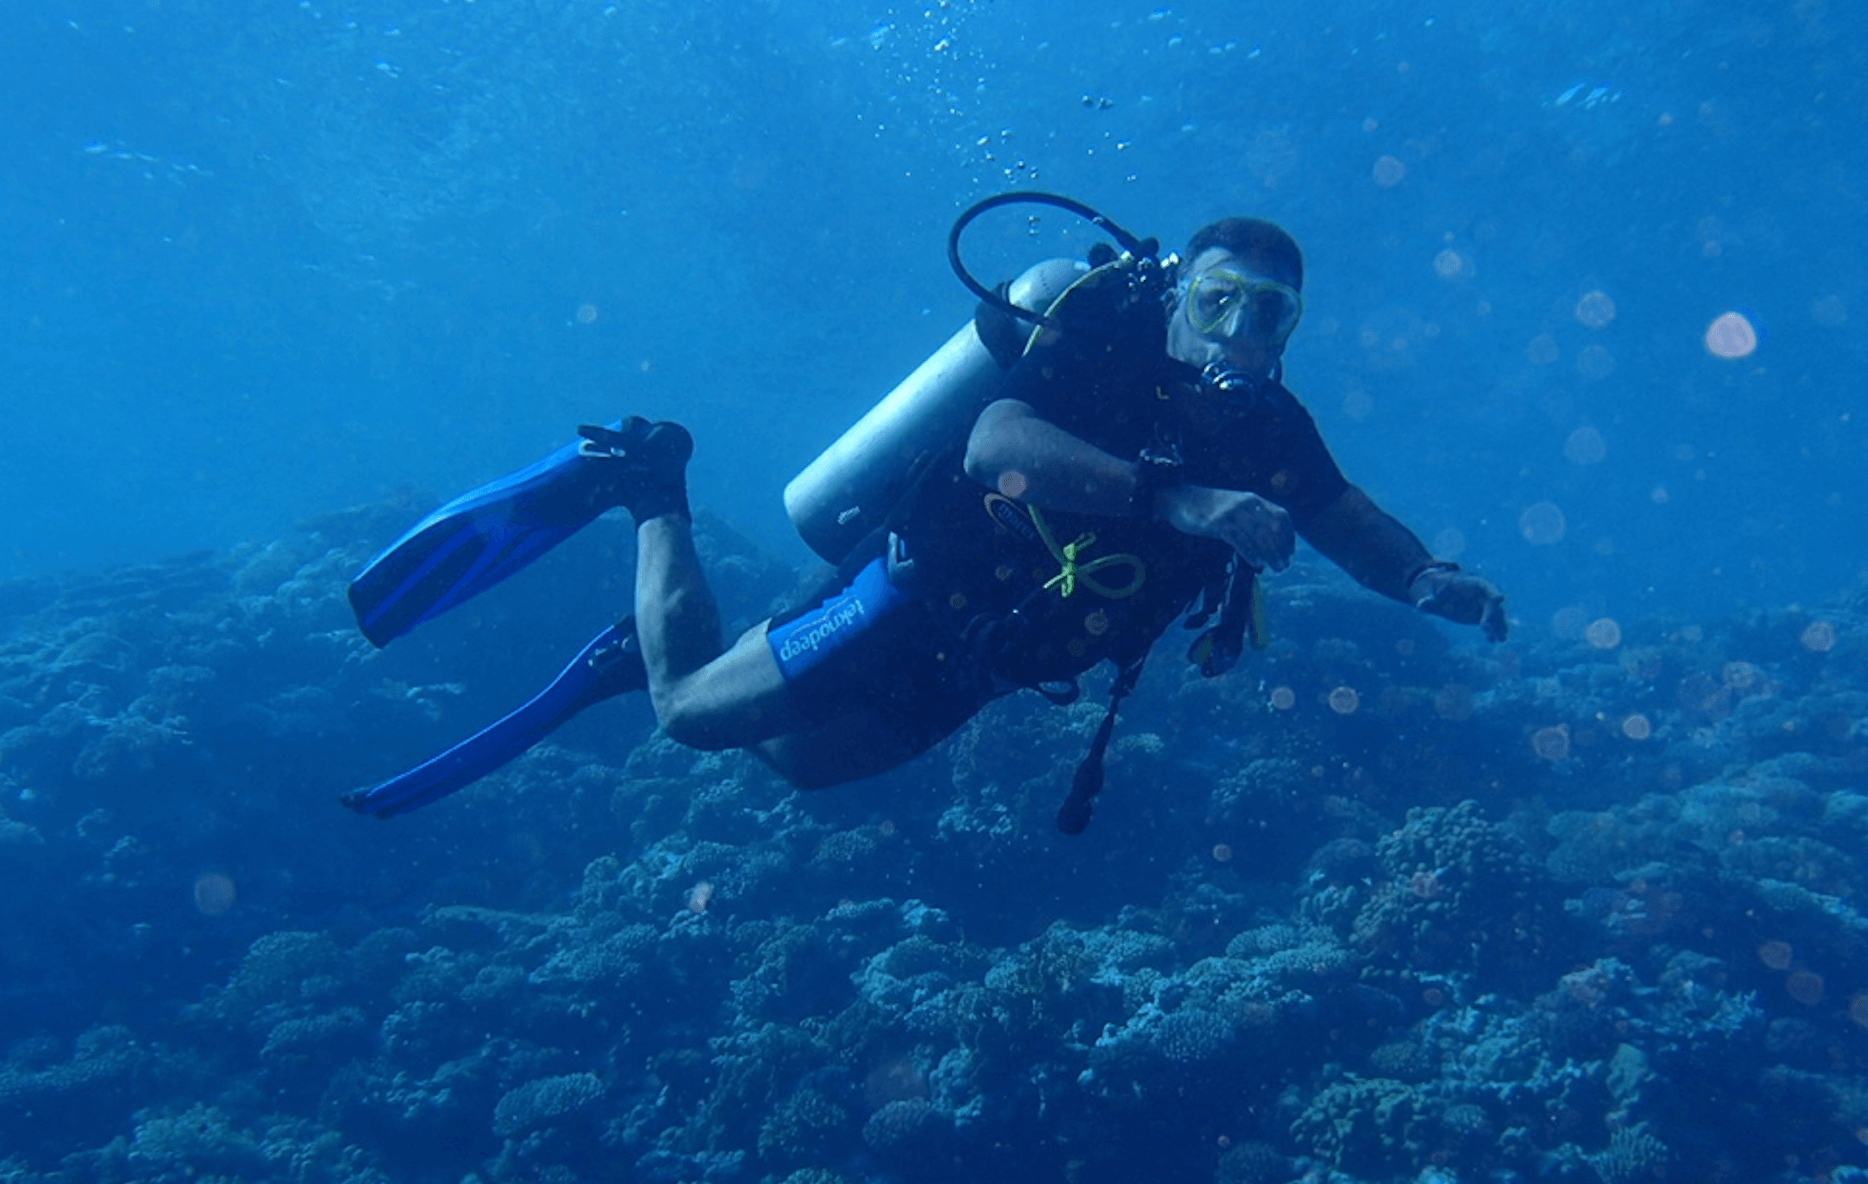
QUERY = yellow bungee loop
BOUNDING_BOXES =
[1027,506,1145,599]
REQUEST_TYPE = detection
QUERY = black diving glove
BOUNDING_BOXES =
[1409,564,1508,642]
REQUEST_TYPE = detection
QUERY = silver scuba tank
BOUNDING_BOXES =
[784,257,1085,565]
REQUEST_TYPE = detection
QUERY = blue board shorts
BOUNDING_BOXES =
[765,555,1001,756]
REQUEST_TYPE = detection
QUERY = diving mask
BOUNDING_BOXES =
[1181,270,1303,346]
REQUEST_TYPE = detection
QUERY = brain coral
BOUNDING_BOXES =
[492,1072,606,1139]
[861,1098,952,1159]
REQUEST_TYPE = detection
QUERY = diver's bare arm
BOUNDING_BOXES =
[967,399,1298,570]
[1295,484,1437,602]
[964,399,1143,516]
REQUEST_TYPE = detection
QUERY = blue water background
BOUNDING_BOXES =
[4,0,1861,632]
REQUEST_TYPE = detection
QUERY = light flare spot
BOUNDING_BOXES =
[1705,312,1758,359]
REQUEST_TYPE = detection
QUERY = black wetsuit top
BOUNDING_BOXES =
[890,278,1350,691]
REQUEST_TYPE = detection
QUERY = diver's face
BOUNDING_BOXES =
[1167,247,1300,376]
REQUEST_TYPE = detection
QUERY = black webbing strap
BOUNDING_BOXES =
[1055,651,1148,835]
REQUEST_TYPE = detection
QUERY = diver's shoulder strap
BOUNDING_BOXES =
[1020,252,1174,361]
[974,282,1029,370]
[978,253,1176,372]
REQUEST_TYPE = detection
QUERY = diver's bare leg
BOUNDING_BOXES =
[751,713,926,789]
[633,513,798,749]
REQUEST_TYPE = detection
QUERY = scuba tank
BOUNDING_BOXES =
[784,191,1165,566]
[783,256,1081,564]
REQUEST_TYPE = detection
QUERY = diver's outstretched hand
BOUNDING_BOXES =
[1411,567,1509,642]
[1157,484,1295,573]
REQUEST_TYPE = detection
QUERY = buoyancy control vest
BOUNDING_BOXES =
[782,192,1268,834]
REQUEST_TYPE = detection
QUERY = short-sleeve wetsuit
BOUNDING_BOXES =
[766,272,1350,756]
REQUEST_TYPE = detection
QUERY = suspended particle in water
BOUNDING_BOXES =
[1327,686,1360,714]
[1519,502,1567,546]
[1585,618,1622,649]
[1575,343,1616,380]
[1705,312,1757,359]
[1434,684,1474,720]
[1372,155,1406,187]
[1800,621,1837,653]
[1564,426,1608,465]
[1526,334,1559,366]
[193,873,238,915]
[1531,725,1571,761]
[1787,969,1826,1006]
[1759,940,1794,970]
[1722,661,1761,691]
[1552,605,1590,640]
[1211,844,1233,863]
[1621,714,1652,740]
[1575,290,1616,328]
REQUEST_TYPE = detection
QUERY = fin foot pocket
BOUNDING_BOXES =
[344,619,645,818]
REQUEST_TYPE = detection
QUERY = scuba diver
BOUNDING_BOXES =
[344,193,1507,832]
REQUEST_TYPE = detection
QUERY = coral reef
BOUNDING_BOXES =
[1,502,1865,1184]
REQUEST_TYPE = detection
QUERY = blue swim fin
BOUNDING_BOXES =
[343,619,645,818]
[348,418,692,648]
[347,424,626,648]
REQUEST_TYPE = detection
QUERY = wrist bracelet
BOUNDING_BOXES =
[1408,561,1461,605]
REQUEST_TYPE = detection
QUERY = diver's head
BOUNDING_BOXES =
[1168,217,1304,376]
